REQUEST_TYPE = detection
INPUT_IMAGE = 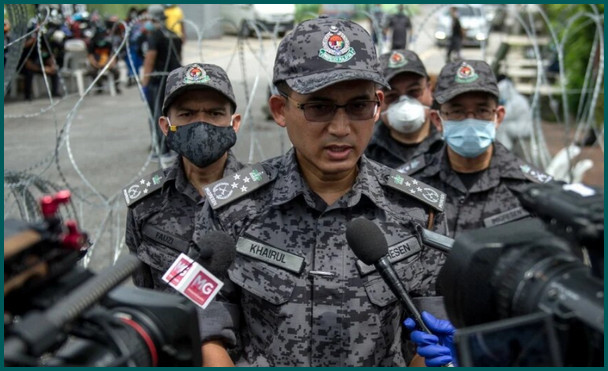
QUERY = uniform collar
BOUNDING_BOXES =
[424,142,531,194]
[269,149,386,212]
[370,121,443,164]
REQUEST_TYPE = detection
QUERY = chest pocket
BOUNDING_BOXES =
[136,239,181,275]
[228,255,297,306]
[362,253,424,307]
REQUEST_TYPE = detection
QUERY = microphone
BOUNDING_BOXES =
[194,230,237,280]
[345,218,431,334]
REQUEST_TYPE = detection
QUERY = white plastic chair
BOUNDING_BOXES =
[61,39,88,96]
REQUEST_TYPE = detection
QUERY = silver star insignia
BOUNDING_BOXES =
[410,188,416,193]
[140,179,145,184]
[241,185,247,192]
[412,180,418,185]
[417,187,422,192]
[405,181,411,187]
[233,174,240,180]
[243,177,250,183]
[231,182,238,189]
[143,189,148,194]
[146,182,151,187]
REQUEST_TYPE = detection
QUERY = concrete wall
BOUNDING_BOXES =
[180,4,222,40]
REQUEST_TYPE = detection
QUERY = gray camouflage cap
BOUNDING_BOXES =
[380,49,428,83]
[273,16,389,94]
[162,63,237,115]
[433,59,499,104]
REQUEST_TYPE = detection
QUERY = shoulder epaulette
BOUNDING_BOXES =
[385,169,446,212]
[122,169,166,207]
[204,164,272,210]
[519,163,553,184]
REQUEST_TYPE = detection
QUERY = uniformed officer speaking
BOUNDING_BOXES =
[124,63,243,292]
[366,49,443,173]
[410,59,552,237]
[197,17,448,367]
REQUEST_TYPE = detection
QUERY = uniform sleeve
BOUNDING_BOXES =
[125,207,154,288]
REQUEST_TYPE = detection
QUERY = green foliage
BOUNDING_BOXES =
[295,4,320,22]
[544,4,604,124]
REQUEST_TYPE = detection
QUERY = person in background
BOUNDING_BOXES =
[446,6,463,62]
[197,16,448,367]
[125,7,144,87]
[164,3,186,51]
[87,25,121,94]
[370,4,386,50]
[384,4,412,50]
[366,49,443,174]
[411,60,552,237]
[141,4,182,168]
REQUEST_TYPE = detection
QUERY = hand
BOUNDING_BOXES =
[404,311,457,367]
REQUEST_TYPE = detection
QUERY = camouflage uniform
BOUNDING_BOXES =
[124,152,243,291]
[199,150,448,366]
[366,50,442,174]
[366,122,443,173]
[409,142,552,238]
[418,59,554,237]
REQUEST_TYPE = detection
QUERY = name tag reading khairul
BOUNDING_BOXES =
[236,236,305,274]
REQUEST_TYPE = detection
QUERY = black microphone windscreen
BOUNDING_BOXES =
[345,217,388,265]
[197,231,236,279]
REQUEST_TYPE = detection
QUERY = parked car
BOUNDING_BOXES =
[434,4,490,47]
[220,4,295,37]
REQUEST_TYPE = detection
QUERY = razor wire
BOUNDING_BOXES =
[4,5,289,272]
[4,5,604,273]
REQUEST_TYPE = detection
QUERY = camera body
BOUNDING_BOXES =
[437,182,604,366]
[4,191,202,366]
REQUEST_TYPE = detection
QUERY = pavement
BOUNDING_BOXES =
[4,6,604,272]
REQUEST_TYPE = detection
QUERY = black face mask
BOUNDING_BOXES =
[166,121,236,168]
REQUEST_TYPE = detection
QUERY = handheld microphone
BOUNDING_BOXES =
[173,230,236,284]
[194,230,237,280]
[345,218,431,334]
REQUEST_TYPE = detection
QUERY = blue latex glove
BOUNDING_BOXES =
[404,311,457,367]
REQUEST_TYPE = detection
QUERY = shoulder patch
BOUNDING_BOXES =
[519,163,553,184]
[385,169,446,212]
[122,169,166,207]
[396,156,426,175]
[204,164,272,210]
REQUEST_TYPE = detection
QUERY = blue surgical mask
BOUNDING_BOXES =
[442,118,496,158]
[144,21,155,31]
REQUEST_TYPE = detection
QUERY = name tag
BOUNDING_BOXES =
[236,236,305,274]
[483,207,530,228]
[142,225,190,253]
[357,237,422,276]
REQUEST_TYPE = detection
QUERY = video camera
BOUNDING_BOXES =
[4,191,202,366]
[437,181,604,367]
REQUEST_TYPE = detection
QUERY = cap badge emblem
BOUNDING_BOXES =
[455,62,479,83]
[184,65,210,84]
[388,51,408,68]
[319,25,356,63]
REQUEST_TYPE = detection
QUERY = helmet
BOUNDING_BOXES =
[147,4,166,21]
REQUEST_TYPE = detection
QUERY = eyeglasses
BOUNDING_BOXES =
[439,108,497,121]
[279,91,380,122]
